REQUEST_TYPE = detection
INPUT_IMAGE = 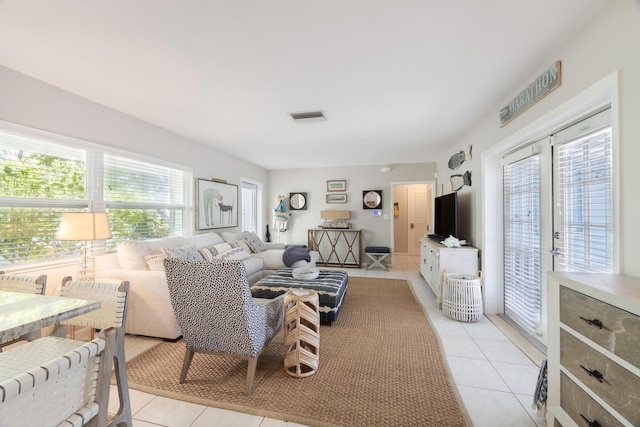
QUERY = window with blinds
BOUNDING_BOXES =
[241,181,257,233]
[553,125,613,273]
[503,154,542,335]
[0,123,191,266]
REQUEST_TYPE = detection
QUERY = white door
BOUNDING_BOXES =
[408,184,432,256]
[500,108,614,348]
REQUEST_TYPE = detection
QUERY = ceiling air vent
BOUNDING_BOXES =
[289,110,326,123]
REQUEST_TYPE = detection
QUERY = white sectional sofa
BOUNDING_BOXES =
[95,231,318,340]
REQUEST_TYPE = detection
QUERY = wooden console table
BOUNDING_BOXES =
[308,228,362,267]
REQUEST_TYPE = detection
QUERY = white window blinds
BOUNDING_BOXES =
[503,153,542,335]
[553,124,613,273]
[241,181,257,233]
[0,122,191,266]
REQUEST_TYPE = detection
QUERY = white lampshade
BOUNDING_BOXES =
[57,212,112,241]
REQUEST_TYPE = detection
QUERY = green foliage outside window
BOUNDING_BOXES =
[0,148,180,265]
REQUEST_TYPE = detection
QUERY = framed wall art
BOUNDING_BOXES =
[327,180,346,192]
[195,178,238,230]
[326,193,347,204]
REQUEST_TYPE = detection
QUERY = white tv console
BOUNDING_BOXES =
[419,237,479,308]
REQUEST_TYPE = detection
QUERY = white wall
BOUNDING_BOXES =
[0,65,269,287]
[432,0,640,313]
[0,66,269,186]
[268,163,437,250]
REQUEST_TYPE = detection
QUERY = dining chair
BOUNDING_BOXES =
[0,329,115,427]
[59,277,132,427]
[0,271,47,351]
[163,258,285,395]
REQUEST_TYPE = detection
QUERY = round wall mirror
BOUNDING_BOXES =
[289,192,307,210]
[363,190,382,209]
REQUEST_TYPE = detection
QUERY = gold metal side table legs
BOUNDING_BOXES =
[284,289,320,378]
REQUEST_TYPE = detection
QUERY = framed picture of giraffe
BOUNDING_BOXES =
[195,178,238,230]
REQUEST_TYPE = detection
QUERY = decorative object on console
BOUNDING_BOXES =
[448,145,472,170]
[265,224,271,242]
[195,178,238,230]
[320,210,350,229]
[450,171,471,191]
[326,193,347,204]
[362,190,382,209]
[289,192,307,210]
[326,179,346,192]
[57,211,112,281]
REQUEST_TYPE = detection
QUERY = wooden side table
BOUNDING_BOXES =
[283,289,320,378]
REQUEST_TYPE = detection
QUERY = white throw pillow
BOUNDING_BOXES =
[117,236,187,270]
[240,231,267,253]
[214,247,251,261]
[198,242,235,261]
[161,244,202,261]
[233,240,252,253]
[144,254,166,271]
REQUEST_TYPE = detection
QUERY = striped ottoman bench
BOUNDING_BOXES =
[250,268,348,325]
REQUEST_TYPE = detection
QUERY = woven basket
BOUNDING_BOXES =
[442,270,483,322]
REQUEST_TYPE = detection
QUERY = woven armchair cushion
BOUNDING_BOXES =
[240,231,267,253]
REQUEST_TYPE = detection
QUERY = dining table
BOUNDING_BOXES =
[0,290,101,344]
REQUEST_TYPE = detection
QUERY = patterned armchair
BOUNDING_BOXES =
[163,259,285,395]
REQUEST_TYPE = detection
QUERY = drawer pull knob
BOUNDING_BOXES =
[579,316,603,329]
[580,365,604,383]
[579,414,602,427]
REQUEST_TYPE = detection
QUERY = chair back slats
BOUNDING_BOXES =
[57,277,132,427]
[0,272,48,350]
[59,278,128,330]
[0,271,47,296]
[0,335,106,427]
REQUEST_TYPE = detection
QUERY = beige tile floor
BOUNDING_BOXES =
[113,255,548,427]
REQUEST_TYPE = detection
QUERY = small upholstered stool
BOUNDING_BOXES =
[365,246,390,270]
[284,289,320,378]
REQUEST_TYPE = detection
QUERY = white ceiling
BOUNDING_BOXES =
[0,0,608,170]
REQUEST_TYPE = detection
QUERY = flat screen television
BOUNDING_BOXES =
[431,192,458,241]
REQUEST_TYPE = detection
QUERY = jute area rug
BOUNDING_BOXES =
[125,277,470,426]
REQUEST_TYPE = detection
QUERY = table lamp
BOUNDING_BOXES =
[57,212,112,281]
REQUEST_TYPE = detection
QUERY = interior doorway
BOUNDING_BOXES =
[392,182,433,255]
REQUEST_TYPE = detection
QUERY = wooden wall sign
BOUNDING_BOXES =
[499,60,561,127]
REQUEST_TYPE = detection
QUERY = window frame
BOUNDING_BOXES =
[0,120,193,267]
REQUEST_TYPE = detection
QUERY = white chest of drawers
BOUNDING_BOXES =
[547,272,640,427]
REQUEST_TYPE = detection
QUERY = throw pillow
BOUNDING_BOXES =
[240,231,267,253]
[214,247,251,261]
[233,239,252,253]
[144,254,166,271]
[198,242,235,261]
[161,244,202,261]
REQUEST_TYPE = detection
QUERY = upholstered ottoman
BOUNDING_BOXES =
[250,268,348,325]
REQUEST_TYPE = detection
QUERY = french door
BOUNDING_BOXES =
[501,108,613,346]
